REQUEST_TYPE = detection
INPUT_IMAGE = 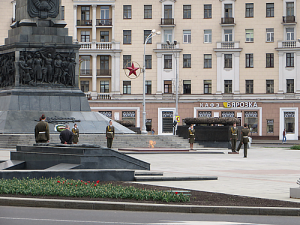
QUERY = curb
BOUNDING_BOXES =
[0,197,300,216]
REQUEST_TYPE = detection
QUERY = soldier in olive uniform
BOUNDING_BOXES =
[106,120,115,148]
[188,124,195,150]
[35,114,50,143]
[72,123,79,144]
[236,123,250,158]
[230,123,238,152]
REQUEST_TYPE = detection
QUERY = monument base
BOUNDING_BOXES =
[290,188,300,199]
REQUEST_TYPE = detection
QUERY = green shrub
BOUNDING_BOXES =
[0,177,190,203]
[290,145,300,150]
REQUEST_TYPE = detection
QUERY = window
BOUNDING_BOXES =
[164,5,172,19]
[224,54,232,68]
[146,119,152,132]
[100,31,109,42]
[100,81,109,93]
[123,5,131,19]
[266,3,274,17]
[267,119,274,133]
[145,81,151,94]
[224,4,232,18]
[245,54,253,68]
[183,30,191,43]
[123,30,131,44]
[99,111,112,118]
[286,53,294,67]
[245,29,254,42]
[266,28,274,42]
[204,4,212,18]
[81,31,90,42]
[286,79,294,93]
[266,53,274,68]
[284,112,295,133]
[123,81,131,94]
[286,2,294,16]
[244,111,258,133]
[204,54,212,68]
[164,80,172,93]
[144,30,152,44]
[183,5,191,19]
[100,56,109,75]
[80,81,89,92]
[204,80,212,94]
[266,80,274,93]
[145,55,152,69]
[100,6,109,24]
[286,28,294,41]
[164,55,172,69]
[164,30,173,43]
[222,111,235,118]
[183,80,191,94]
[224,29,232,42]
[122,111,135,126]
[81,6,90,21]
[224,80,232,93]
[123,55,131,69]
[245,3,254,18]
[80,56,90,75]
[204,30,212,43]
[183,54,191,68]
[144,5,152,19]
[245,80,253,94]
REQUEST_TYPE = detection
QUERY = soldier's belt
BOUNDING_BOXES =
[107,132,113,133]
[232,134,237,135]
[243,136,248,138]
[39,132,46,134]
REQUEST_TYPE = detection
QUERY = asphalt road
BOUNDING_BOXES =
[0,206,299,225]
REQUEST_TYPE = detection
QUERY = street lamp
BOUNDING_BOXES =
[166,40,178,118]
[141,29,161,134]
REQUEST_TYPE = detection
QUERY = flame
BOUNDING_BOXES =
[149,140,156,148]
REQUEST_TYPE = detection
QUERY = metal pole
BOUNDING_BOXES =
[175,51,178,117]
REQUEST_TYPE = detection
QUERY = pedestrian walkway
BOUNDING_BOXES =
[129,146,300,203]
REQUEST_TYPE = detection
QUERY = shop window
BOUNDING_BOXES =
[198,111,212,118]
[267,119,274,133]
[221,111,235,118]
[99,111,112,118]
[162,111,173,133]
[284,112,295,133]
[146,119,152,131]
[122,111,136,126]
[245,111,258,133]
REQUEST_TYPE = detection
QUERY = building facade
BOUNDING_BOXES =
[3,0,300,139]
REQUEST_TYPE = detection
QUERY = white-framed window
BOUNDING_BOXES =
[164,30,173,42]
[183,30,191,43]
[204,30,212,43]
[224,29,232,42]
[286,27,294,41]
[266,28,274,42]
[245,29,254,42]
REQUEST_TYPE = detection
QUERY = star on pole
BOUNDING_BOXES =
[126,63,139,76]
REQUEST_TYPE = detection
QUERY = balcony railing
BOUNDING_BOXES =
[157,43,180,50]
[282,16,296,23]
[79,42,119,50]
[97,69,111,76]
[80,69,92,75]
[96,42,112,49]
[221,17,234,24]
[77,20,92,26]
[278,40,300,48]
[96,19,112,26]
[160,18,174,25]
[216,42,240,49]
[97,93,111,100]
[80,42,92,49]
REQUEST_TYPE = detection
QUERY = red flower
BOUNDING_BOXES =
[57,181,60,183]
[96,180,100,184]
[88,181,90,183]
[75,185,77,187]
[175,192,178,195]
[94,184,97,187]
[81,180,83,182]
[85,183,87,185]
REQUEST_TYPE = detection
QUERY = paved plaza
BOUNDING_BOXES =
[1,145,300,203]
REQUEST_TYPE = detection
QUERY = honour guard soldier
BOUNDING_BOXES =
[236,123,250,158]
[35,114,50,143]
[106,120,115,148]
[230,123,238,152]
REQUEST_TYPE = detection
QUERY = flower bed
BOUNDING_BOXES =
[0,177,190,203]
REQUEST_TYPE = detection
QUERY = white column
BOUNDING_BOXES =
[278,51,284,93]
[111,54,115,94]
[92,5,97,49]
[91,54,97,99]
[114,53,121,94]
[12,1,16,21]
[233,52,240,94]
[296,52,300,93]
[216,52,222,94]
[156,53,163,94]
[73,5,78,43]
[111,4,115,41]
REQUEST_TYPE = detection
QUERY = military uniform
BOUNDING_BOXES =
[188,127,195,144]
[106,125,115,148]
[72,127,79,143]
[230,126,238,152]
[236,127,250,157]
[35,120,50,143]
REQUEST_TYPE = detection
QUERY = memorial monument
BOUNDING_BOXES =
[0,0,133,134]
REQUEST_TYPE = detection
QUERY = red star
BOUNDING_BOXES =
[127,63,139,76]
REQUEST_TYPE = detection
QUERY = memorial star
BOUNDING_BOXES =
[126,63,139,76]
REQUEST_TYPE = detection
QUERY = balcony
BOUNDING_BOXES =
[77,20,92,26]
[156,43,180,50]
[79,42,120,51]
[214,42,242,52]
[97,93,111,100]
[96,19,112,26]
[80,69,92,76]
[277,40,300,48]
[221,17,235,25]
[160,18,175,26]
[282,16,296,24]
[97,69,111,76]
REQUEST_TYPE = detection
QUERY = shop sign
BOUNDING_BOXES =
[200,102,258,108]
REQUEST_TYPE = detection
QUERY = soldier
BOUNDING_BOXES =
[230,122,238,152]
[34,114,50,143]
[106,120,115,148]
[188,124,195,150]
[236,123,250,158]
[72,123,79,144]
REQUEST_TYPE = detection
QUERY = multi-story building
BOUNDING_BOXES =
[3,0,300,140]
